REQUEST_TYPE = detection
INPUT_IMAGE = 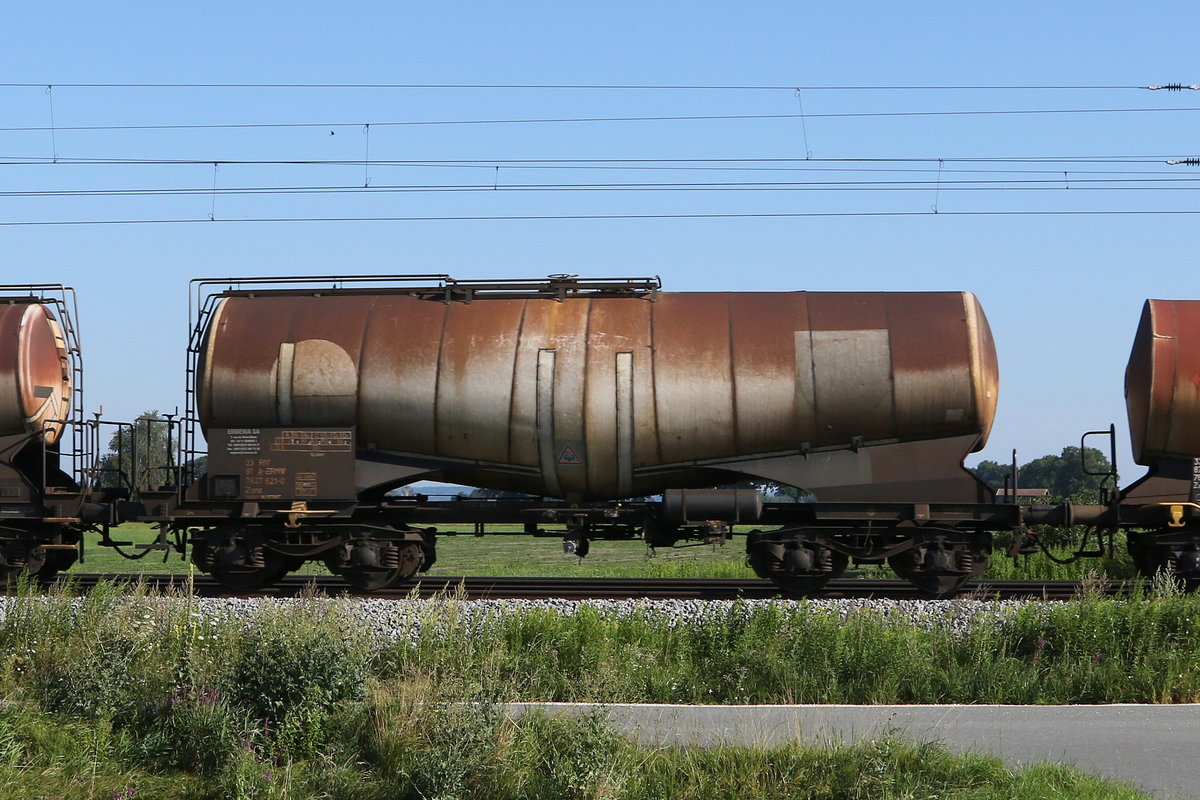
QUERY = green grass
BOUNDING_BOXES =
[384,584,1200,705]
[0,701,1151,800]
[0,584,1162,798]
[8,581,1200,707]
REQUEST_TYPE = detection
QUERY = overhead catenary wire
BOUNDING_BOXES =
[2,154,1194,167]
[0,82,1181,90]
[0,84,1192,229]
[3,209,1200,227]
[0,157,1194,183]
[3,177,1200,199]
[2,106,1200,134]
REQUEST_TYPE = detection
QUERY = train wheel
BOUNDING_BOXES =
[0,543,46,588]
[35,549,79,586]
[199,546,291,592]
[887,533,990,597]
[746,531,848,598]
[340,567,403,592]
[0,566,22,588]
[1127,531,1200,590]
[209,558,290,591]
[327,540,425,592]
[887,558,973,597]
[768,569,848,597]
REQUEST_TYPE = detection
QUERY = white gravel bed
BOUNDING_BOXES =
[0,595,1046,642]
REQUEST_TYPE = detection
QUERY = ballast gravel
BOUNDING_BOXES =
[0,595,1048,642]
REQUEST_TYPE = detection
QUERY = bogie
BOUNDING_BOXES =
[746,530,850,597]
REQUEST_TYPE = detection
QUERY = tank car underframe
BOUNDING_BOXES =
[115,416,1200,595]
[117,487,1198,594]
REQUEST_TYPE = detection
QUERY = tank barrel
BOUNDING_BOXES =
[195,278,999,502]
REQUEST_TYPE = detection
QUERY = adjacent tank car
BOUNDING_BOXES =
[0,286,99,584]
[1121,299,1200,579]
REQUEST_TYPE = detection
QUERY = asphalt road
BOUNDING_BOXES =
[506,703,1200,799]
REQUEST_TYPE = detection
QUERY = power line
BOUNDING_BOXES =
[2,106,1199,134]
[1,154,1195,168]
[2,210,1199,227]
[0,82,1165,91]
[3,177,1198,199]
[2,160,1189,181]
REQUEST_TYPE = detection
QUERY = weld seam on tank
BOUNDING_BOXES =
[506,300,530,466]
[726,294,740,455]
[648,300,663,466]
[963,292,985,438]
[536,348,563,498]
[615,351,634,498]
[581,296,594,497]
[354,295,381,438]
[431,301,452,455]
[800,298,819,440]
[276,342,295,425]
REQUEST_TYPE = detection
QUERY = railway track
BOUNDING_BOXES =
[24,573,1144,601]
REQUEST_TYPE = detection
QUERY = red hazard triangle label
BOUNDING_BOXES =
[556,445,585,466]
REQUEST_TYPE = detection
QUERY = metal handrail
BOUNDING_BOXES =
[188,273,661,318]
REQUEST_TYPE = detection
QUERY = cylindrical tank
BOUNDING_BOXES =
[197,288,998,499]
[1126,299,1200,464]
[0,302,72,445]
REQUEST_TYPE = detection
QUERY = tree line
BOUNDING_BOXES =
[971,446,1116,501]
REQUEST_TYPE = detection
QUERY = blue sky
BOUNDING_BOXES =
[1,1,1197,477]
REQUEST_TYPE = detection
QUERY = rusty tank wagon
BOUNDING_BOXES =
[4,274,1189,597]
[69,273,1177,598]
[134,274,1009,593]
